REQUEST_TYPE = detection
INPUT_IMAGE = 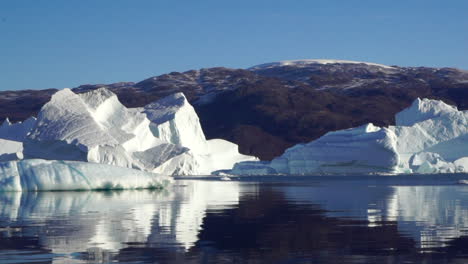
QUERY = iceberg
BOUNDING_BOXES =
[0,118,34,161]
[231,123,400,175]
[6,88,254,176]
[141,93,257,175]
[24,88,171,165]
[229,98,467,175]
[142,92,207,151]
[0,117,36,141]
[391,98,468,166]
[0,159,171,191]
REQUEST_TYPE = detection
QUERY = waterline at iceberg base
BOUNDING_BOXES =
[0,159,172,191]
[0,87,467,192]
[227,98,468,176]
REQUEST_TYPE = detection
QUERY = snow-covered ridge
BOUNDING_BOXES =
[249,59,394,70]
[228,97,468,175]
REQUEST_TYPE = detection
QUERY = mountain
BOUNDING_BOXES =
[1,60,467,160]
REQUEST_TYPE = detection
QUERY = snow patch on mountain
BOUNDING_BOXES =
[249,59,394,70]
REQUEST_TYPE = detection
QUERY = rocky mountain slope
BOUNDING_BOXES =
[1,60,467,160]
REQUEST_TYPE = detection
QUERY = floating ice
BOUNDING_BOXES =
[0,159,171,191]
[142,93,258,175]
[0,117,36,141]
[229,98,467,175]
[7,88,255,176]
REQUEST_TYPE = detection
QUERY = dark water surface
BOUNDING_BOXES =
[2,176,468,263]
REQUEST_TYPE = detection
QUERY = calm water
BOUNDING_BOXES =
[2,176,468,263]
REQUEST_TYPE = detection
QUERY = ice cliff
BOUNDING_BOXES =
[229,98,468,175]
[0,88,255,176]
[0,159,171,191]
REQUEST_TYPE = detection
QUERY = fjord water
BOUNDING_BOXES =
[2,177,468,263]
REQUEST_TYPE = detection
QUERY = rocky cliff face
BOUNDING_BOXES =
[1,60,467,160]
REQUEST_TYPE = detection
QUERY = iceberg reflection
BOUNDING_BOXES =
[281,180,468,248]
[0,180,242,263]
[3,178,468,263]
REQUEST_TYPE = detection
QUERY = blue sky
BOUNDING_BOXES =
[1,0,467,90]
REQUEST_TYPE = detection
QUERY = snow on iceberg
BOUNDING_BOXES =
[15,88,254,175]
[0,159,171,191]
[229,98,467,175]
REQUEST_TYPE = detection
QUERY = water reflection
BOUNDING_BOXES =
[0,181,243,263]
[281,181,468,248]
[1,178,468,263]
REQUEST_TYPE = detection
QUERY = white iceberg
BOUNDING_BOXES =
[24,88,172,165]
[0,118,35,161]
[408,152,464,174]
[0,117,36,141]
[0,159,171,191]
[231,123,400,175]
[229,98,467,175]
[12,88,254,176]
[141,93,257,175]
[391,98,468,167]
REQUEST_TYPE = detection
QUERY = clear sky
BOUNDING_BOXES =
[1,0,467,91]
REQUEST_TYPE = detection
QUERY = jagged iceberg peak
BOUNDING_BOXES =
[144,92,190,124]
[249,59,394,70]
[78,87,117,110]
[142,92,257,173]
[23,88,188,172]
[396,98,460,126]
[27,88,162,151]
[143,92,207,151]
[391,98,467,164]
[28,88,119,148]
[0,116,36,141]
[14,87,255,176]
